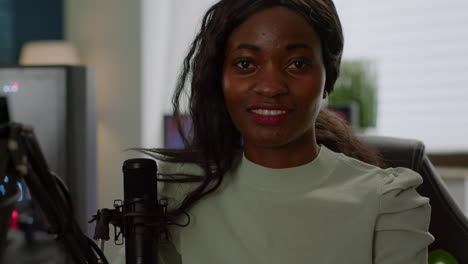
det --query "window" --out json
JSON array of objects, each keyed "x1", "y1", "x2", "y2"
[{"x1": 334, "y1": 0, "x2": 468, "y2": 152}]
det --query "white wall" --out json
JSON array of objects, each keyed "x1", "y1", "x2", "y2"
[{"x1": 65, "y1": 0, "x2": 142, "y2": 260}]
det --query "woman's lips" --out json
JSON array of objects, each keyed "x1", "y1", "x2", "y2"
[{"x1": 249, "y1": 108, "x2": 290, "y2": 125}]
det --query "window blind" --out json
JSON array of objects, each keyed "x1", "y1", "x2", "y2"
[{"x1": 334, "y1": 0, "x2": 468, "y2": 152}]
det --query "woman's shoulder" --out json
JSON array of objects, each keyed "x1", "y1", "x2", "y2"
[
  {"x1": 330, "y1": 150, "x2": 429, "y2": 218},
  {"x1": 376, "y1": 167, "x2": 429, "y2": 214},
  {"x1": 377, "y1": 167, "x2": 424, "y2": 194},
  {"x1": 331, "y1": 148, "x2": 425, "y2": 195}
]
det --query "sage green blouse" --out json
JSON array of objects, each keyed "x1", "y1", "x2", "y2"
[{"x1": 115, "y1": 145, "x2": 434, "y2": 264}]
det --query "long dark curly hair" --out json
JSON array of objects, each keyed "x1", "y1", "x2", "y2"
[{"x1": 147, "y1": 0, "x2": 384, "y2": 217}]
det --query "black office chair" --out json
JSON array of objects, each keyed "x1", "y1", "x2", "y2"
[{"x1": 362, "y1": 136, "x2": 468, "y2": 263}]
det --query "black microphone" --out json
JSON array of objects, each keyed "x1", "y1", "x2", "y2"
[{"x1": 123, "y1": 158, "x2": 162, "y2": 264}]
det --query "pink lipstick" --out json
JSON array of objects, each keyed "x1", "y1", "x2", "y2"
[{"x1": 248, "y1": 104, "x2": 291, "y2": 125}]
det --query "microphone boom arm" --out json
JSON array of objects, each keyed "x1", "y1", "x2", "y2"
[{"x1": 1, "y1": 122, "x2": 106, "y2": 264}]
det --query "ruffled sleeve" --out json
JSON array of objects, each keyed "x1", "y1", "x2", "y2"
[{"x1": 374, "y1": 167, "x2": 434, "y2": 264}]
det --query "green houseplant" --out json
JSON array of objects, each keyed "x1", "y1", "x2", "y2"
[{"x1": 328, "y1": 60, "x2": 378, "y2": 129}]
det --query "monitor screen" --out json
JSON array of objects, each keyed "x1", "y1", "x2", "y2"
[
  {"x1": 164, "y1": 115, "x2": 192, "y2": 149},
  {"x1": 327, "y1": 103, "x2": 360, "y2": 129},
  {"x1": 0, "y1": 67, "x2": 67, "y2": 176}
]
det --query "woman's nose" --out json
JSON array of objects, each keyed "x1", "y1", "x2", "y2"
[{"x1": 252, "y1": 68, "x2": 288, "y2": 97}]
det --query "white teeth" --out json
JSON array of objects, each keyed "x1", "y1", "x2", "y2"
[{"x1": 251, "y1": 109, "x2": 287, "y2": 115}]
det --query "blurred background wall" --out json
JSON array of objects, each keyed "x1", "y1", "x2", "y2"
[
  {"x1": 65, "y1": 0, "x2": 143, "y2": 260},
  {"x1": 65, "y1": 0, "x2": 142, "y2": 213}
]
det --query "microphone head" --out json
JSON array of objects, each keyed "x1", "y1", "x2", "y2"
[{"x1": 122, "y1": 158, "x2": 157, "y2": 201}]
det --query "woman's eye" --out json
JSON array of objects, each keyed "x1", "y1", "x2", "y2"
[
  {"x1": 235, "y1": 59, "x2": 255, "y2": 69},
  {"x1": 287, "y1": 59, "x2": 310, "y2": 70}
]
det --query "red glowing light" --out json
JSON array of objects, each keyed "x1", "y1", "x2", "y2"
[
  {"x1": 9, "y1": 210, "x2": 19, "y2": 230},
  {"x1": 12, "y1": 82, "x2": 19, "y2": 88}
]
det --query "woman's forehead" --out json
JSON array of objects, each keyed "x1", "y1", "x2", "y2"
[{"x1": 225, "y1": 6, "x2": 320, "y2": 52}]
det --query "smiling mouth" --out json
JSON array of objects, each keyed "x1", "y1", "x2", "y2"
[
  {"x1": 249, "y1": 108, "x2": 290, "y2": 125},
  {"x1": 250, "y1": 109, "x2": 287, "y2": 115}
]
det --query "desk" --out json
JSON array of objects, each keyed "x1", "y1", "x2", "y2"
[
  {"x1": 429, "y1": 153, "x2": 468, "y2": 169},
  {"x1": 0, "y1": 229, "x2": 67, "y2": 263}
]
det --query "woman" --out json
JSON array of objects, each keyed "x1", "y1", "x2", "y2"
[{"x1": 136, "y1": 0, "x2": 433, "y2": 263}]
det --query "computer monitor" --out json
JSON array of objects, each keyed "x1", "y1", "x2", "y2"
[
  {"x1": 164, "y1": 115, "x2": 192, "y2": 149},
  {"x1": 0, "y1": 66, "x2": 97, "y2": 236}
]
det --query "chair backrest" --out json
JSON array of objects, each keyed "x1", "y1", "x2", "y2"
[{"x1": 362, "y1": 135, "x2": 468, "y2": 262}]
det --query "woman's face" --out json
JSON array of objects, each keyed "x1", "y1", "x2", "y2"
[{"x1": 222, "y1": 6, "x2": 326, "y2": 159}]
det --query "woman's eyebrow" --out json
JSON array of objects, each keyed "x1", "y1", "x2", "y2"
[
  {"x1": 230, "y1": 43, "x2": 312, "y2": 53},
  {"x1": 232, "y1": 44, "x2": 261, "y2": 52},
  {"x1": 286, "y1": 43, "x2": 312, "y2": 50}
]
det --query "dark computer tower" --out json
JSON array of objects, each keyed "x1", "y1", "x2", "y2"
[{"x1": 0, "y1": 65, "x2": 97, "y2": 238}]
